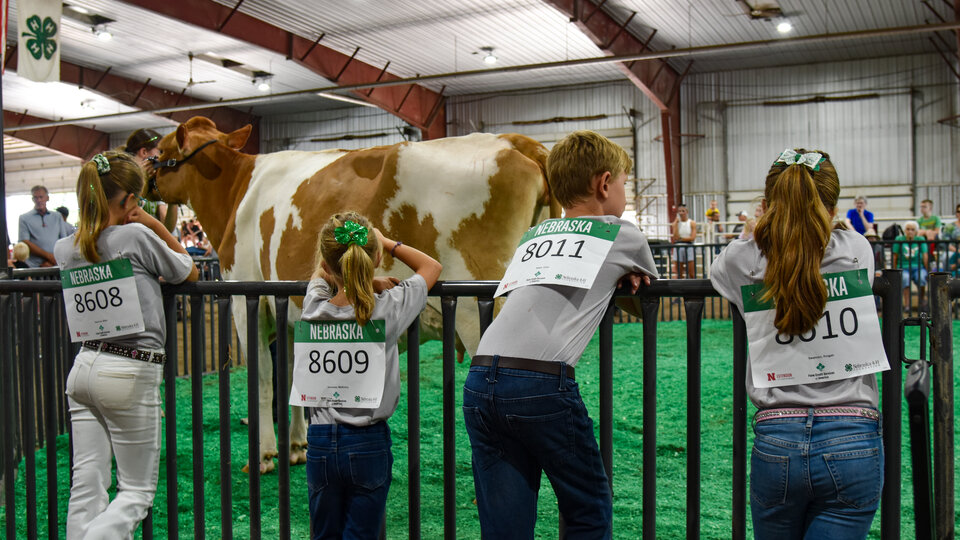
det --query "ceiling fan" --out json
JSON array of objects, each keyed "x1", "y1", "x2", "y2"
[{"x1": 175, "y1": 52, "x2": 216, "y2": 89}]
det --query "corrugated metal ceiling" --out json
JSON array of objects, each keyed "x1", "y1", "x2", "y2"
[{"x1": 1, "y1": 0, "x2": 955, "y2": 139}]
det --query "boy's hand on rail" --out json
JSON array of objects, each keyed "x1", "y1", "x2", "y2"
[{"x1": 617, "y1": 272, "x2": 651, "y2": 295}]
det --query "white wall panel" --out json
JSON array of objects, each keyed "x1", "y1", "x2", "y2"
[
  {"x1": 260, "y1": 106, "x2": 408, "y2": 152},
  {"x1": 682, "y1": 53, "x2": 958, "y2": 222}
]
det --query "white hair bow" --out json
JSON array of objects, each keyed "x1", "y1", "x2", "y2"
[{"x1": 774, "y1": 149, "x2": 824, "y2": 171}]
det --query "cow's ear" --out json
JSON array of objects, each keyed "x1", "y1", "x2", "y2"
[
  {"x1": 224, "y1": 125, "x2": 252, "y2": 150},
  {"x1": 176, "y1": 124, "x2": 188, "y2": 150}
]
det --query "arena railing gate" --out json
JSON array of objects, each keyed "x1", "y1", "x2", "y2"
[{"x1": 0, "y1": 271, "x2": 956, "y2": 539}]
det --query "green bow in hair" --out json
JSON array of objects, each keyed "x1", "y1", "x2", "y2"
[{"x1": 334, "y1": 220, "x2": 369, "y2": 247}]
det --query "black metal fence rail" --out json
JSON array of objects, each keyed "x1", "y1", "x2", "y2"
[{"x1": 0, "y1": 271, "x2": 940, "y2": 539}]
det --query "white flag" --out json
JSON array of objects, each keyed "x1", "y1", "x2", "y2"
[{"x1": 17, "y1": 0, "x2": 60, "y2": 82}]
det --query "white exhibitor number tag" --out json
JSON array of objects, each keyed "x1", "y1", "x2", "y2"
[
  {"x1": 495, "y1": 218, "x2": 620, "y2": 297},
  {"x1": 61, "y1": 259, "x2": 145, "y2": 343},
  {"x1": 741, "y1": 269, "x2": 889, "y2": 388},
  {"x1": 290, "y1": 320, "x2": 386, "y2": 409}
]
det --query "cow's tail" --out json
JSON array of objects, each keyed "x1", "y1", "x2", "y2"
[{"x1": 504, "y1": 134, "x2": 562, "y2": 225}]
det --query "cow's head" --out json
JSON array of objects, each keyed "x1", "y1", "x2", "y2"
[{"x1": 146, "y1": 116, "x2": 252, "y2": 205}]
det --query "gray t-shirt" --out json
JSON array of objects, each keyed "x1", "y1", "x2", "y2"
[
  {"x1": 54, "y1": 224, "x2": 194, "y2": 351},
  {"x1": 301, "y1": 274, "x2": 427, "y2": 426},
  {"x1": 19, "y1": 209, "x2": 69, "y2": 267},
  {"x1": 709, "y1": 228, "x2": 879, "y2": 409},
  {"x1": 476, "y1": 216, "x2": 659, "y2": 365}
]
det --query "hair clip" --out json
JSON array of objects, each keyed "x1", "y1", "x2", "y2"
[
  {"x1": 334, "y1": 220, "x2": 369, "y2": 247},
  {"x1": 774, "y1": 148, "x2": 825, "y2": 171},
  {"x1": 91, "y1": 154, "x2": 111, "y2": 175}
]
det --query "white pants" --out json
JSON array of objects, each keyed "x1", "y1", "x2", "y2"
[{"x1": 64, "y1": 348, "x2": 162, "y2": 540}]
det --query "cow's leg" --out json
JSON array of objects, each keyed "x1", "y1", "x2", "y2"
[
  {"x1": 256, "y1": 299, "x2": 279, "y2": 472},
  {"x1": 233, "y1": 297, "x2": 278, "y2": 474},
  {"x1": 286, "y1": 327, "x2": 308, "y2": 465}
]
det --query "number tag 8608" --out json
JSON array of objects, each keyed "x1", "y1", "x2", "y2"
[{"x1": 60, "y1": 258, "x2": 144, "y2": 342}]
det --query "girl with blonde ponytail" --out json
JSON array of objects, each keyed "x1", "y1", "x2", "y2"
[
  {"x1": 56, "y1": 151, "x2": 198, "y2": 539},
  {"x1": 711, "y1": 148, "x2": 887, "y2": 539},
  {"x1": 297, "y1": 211, "x2": 440, "y2": 539}
]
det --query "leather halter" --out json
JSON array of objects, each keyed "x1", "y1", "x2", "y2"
[{"x1": 146, "y1": 139, "x2": 218, "y2": 200}]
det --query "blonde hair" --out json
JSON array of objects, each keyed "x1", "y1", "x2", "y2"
[
  {"x1": 317, "y1": 212, "x2": 381, "y2": 326},
  {"x1": 546, "y1": 130, "x2": 632, "y2": 208},
  {"x1": 13, "y1": 242, "x2": 29, "y2": 262},
  {"x1": 75, "y1": 151, "x2": 145, "y2": 263},
  {"x1": 754, "y1": 149, "x2": 839, "y2": 336}
]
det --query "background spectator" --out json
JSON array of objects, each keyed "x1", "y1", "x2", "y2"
[
  {"x1": 844, "y1": 195, "x2": 874, "y2": 234},
  {"x1": 56, "y1": 206, "x2": 76, "y2": 235},
  {"x1": 124, "y1": 128, "x2": 178, "y2": 233},
  {"x1": 12, "y1": 242, "x2": 30, "y2": 268},
  {"x1": 892, "y1": 220, "x2": 928, "y2": 311},
  {"x1": 18, "y1": 185, "x2": 69, "y2": 267},
  {"x1": 671, "y1": 204, "x2": 697, "y2": 278},
  {"x1": 917, "y1": 199, "x2": 941, "y2": 241}
]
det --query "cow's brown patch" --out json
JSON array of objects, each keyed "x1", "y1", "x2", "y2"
[
  {"x1": 259, "y1": 207, "x2": 276, "y2": 281},
  {"x1": 386, "y1": 205, "x2": 441, "y2": 268},
  {"x1": 277, "y1": 144, "x2": 412, "y2": 279},
  {"x1": 449, "y1": 144, "x2": 548, "y2": 279}
]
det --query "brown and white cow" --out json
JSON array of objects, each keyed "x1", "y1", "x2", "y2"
[{"x1": 151, "y1": 116, "x2": 558, "y2": 471}]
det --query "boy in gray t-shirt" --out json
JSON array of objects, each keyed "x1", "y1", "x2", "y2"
[{"x1": 464, "y1": 131, "x2": 658, "y2": 539}]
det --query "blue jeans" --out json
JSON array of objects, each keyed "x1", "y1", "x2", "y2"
[
  {"x1": 751, "y1": 411, "x2": 883, "y2": 540},
  {"x1": 901, "y1": 267, "x2": 928, "y2": 288},
  {"x1": 306, "y1": 422, "x2": 392, "y2": 540},
  {"x1": 463, "y1": 362, "x2": 611, "y2": 540}
]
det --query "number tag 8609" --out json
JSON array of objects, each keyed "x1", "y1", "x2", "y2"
[{"x1": 290, "y1": 320, "x2": 387, "y2": 409}]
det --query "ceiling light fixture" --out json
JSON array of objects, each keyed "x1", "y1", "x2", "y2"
[
  {"x1": 254, "y1": 76, "x2": 272, "y2": 92},
  {"x1": 316, "y1": 92, "x2": 379, "y2": 108},
  {"x1": 92, "y1": 24, "x2": 112, "y2": 41},
  {"x1": 480, "y1": 46, "x2": 497, "y2": 65},
  {"x1": 776, "y1": 20, "x2": 792, "y2": 33}
]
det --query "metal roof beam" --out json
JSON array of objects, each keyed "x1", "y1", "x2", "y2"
[
  {"x1": 544, "y1": 0, "x2": 683, "y2": 216},
  {"x1": 117, "y1": 0, "x2": 447, "y2": 140},
  {"x1": 4, "y1": 110, "x2": 109, "y2": 160},
  {"x1": 6, "y1": 47, "x2": 260, "y2": 154}
]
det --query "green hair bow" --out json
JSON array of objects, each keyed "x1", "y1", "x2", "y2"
[{"x1": 334, "y1": 220, "x2": 369, "y2": 247}]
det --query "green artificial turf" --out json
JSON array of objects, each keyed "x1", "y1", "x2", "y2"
[{"x1": 3, "y1": 319, "x2": 959, "y2": 539}]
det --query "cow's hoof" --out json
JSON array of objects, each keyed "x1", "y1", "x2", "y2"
[
  {"x1": 241, "y1": 460, "x2": 276, "y2": 474},
  {"x1": 290, "y1": 446, "x2": 307, "y2": 465}
]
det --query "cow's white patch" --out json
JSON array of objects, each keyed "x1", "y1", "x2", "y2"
[
  {"x1": 387, "y1": 133, "x2": 510, "y2": 281},
  {"x1": 235, "y1": 150, "x2": 347, "y2": 283}
]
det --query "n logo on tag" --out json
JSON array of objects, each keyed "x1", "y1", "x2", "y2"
[{"x1": 767, "y1": 373, "x2": 776, "y2": 382}]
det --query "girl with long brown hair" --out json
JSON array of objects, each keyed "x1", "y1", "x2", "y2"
[
  {"x1": 711, "y1": 149, "x2": 888, "y2": 539},
  {"x1": 55, "y1": 150, "x2": 197, "y2": 539}
]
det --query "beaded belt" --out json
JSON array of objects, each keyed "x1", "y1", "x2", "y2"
[
  {"x1": 82, "y1": 340, "x2": 166, "y2": 365},
  {"x1": 755, "y1": 406, "x2": 879, "y2": 422},
  {"x1": 471, "y1": 355, "x2": 574, "y2": 380}
]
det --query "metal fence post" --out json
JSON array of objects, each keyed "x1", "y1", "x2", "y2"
[
  {"x1": 878, "y1": 268, "x2": 903, "y2": 540},
  {"x1": 928, "y1": 272, "x2": 954, "y2": 540}
]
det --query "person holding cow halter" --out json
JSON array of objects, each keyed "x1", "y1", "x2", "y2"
[
  {"x1": 710, "y1": 148, "x2": 888, "y2": 538},
  {"x1": 291, "y1": 211, "x2": 441, "y2": 539},
  {"x1": 123, "y1": 128, "x2": 179, "y2": 233},
  {"x1": 55, "y1": 150, "x2": 198, "y2": 539}
]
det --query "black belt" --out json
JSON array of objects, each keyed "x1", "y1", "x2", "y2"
[
  {"x1": 471, "y1": 355, "x2": 574, "y2": 380},
  {"x1": 82, "y1": 340, "x2": 166, "y2": 365}
]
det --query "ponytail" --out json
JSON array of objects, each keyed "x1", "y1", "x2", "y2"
[
  {"x1": 74, "y1": 151, "x2": 145, "y2": 263},
  {"x1": 754, "y1": 149, "x2": 839, "y2": 336},
  {"x1": 318, "y1": 212, "x2": 381, "y2": 327},
  {"x1": 339, "y1": 243, "x2": 376, "y2": 326}
]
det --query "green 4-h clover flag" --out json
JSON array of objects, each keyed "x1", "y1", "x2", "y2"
[{"x1": 17, "y1": 0, "x2": 60, "y2": 82}]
